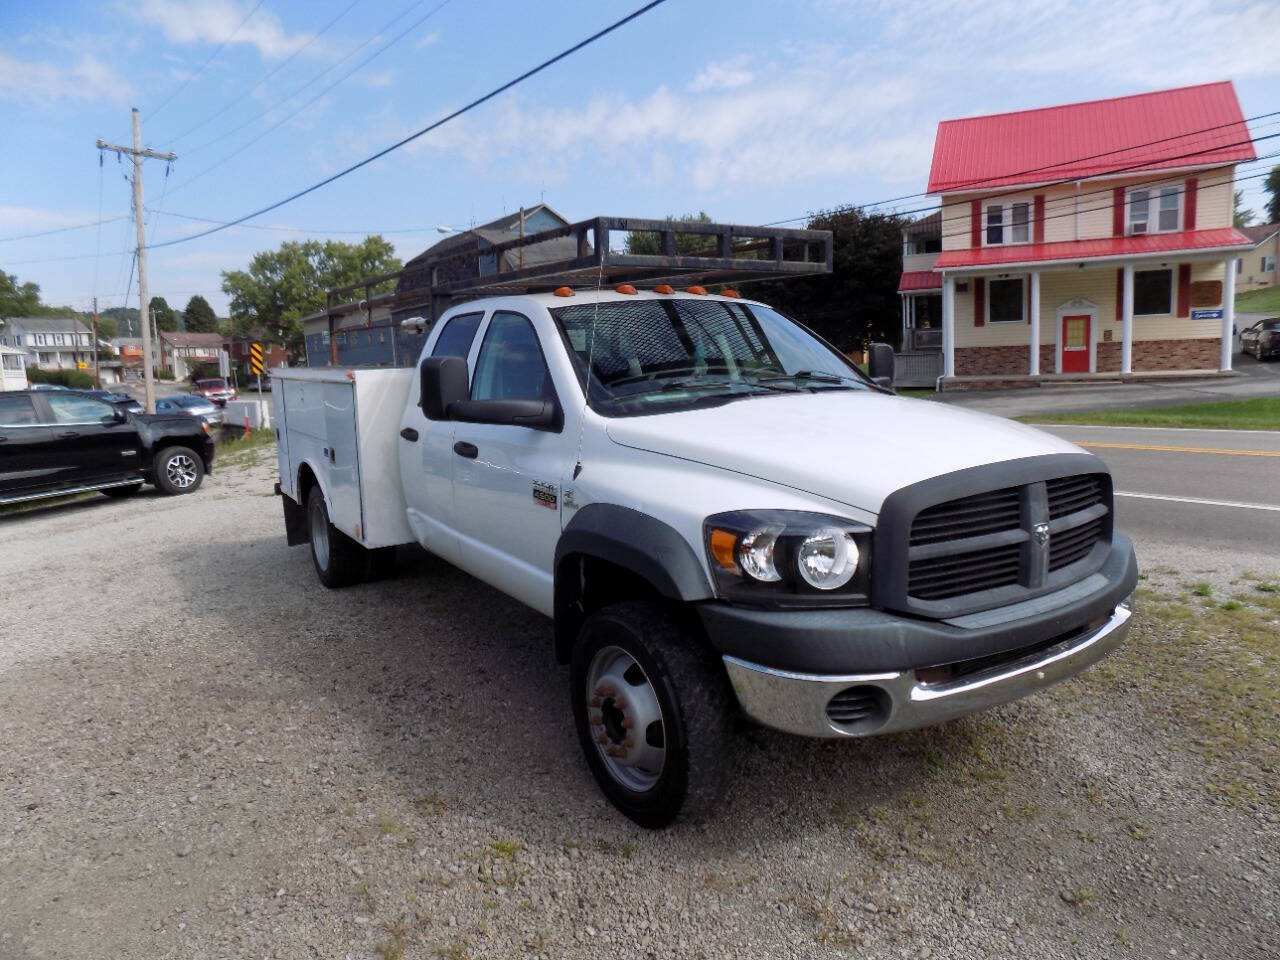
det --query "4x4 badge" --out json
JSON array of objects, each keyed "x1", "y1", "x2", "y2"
[{"x1": 1033, "y1": 522, "x2": 1051, "y2": 546}]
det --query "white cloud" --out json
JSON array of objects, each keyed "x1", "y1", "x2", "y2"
[
  {"x1": 0, "y1": 53, "x2": 134, "y2": 105},
  {"x1": 130, "y1": 0, "x2": 320, "y2": 60},
  {"x1": 689, "y1": 55, "x2": 753, "y2": 92},
  {"x1": 416, "y1": 30, "x2": 440, "y2": 50}
]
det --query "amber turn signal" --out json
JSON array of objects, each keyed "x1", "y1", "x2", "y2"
[{"x1": 709, "y1": 528, "x2": 738, "y2": 571}]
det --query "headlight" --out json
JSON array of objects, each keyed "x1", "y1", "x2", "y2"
[{"x1": 704, "y1": 510, "x2": 871, "y2": 607}]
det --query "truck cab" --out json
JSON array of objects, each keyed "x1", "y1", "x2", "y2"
[{"x1": 272, "y1": 219, "x2": 1136, "y2": 827}]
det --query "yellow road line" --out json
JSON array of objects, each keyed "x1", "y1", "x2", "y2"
[{"x1": 1080, "y1": 441, "x2": 1280, "y2": 458}]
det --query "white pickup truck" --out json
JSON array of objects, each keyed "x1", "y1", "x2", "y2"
[{"x1": 273, "y1": 286, "x2": 1137, "y2": 827}]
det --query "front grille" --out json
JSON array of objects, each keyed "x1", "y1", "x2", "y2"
[
  {"x1": 908, "y1": 542, "x2": 1021, "y2": 600},
  {"x1": 910, "y1": 487, "x2": 1021, "y2": 545},
  {"x1": 902, "y1": 471, "x2": 1111, "y2": 613}
]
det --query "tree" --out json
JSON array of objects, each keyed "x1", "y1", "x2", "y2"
[
  {"x1": 149, "y1": 296, "x2": 177, "y2": 332},
  {"x1": 1233, "y1": 190, "x2": 1256, "y2": 228},
  {"x1": 94, "y1": 313, "x2": 119, "y2": 340},
  {"x1": 101, "y1": 306, "x2": 140, "y2": 338},
  {"x1": 1265, "y1": 165, "x2": 1280, "y2": 225},
  {"x1": 182, "y1": 294, "x2": 218, "y2": 333},
  {"x1": 623, "y1": 211, "x2": 715, "y2": 255},
  {"x1": 747, "y1": 207, "x2": 909, "y2": 352},
  {"x1": 221, "y1": 236, "x2": 401, "y2": 352}
]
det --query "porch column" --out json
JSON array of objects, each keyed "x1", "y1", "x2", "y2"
[
  {"x1": 1029, "y1": 271, "x2": 1041, "y2": 375},
  {"x1": 901, "y1": 296, "x2": 908, "y2": 347},
  {"x1": 1121, "y1": 263, "x2": 1134, "y2": 375},
  {"x1": 1221, "y1": 257, "x2": 1236, "y2": 371},
  {"x1": 942, "y1": 274, "x2": 955, "y2": 378}
]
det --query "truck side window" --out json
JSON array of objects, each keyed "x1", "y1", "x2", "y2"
[
  {"x1": 47, "y1": 394, "x2": 115, "y2": 424},
  {"x1": 470, "y1": 312, "x2": 553, "y2": 403},
  {"x1": 431, "y1": 311, "x2": 483, "y2": 359},
  {"x1": 0, "y1": 394, "x2": 38, "y2": 426}
]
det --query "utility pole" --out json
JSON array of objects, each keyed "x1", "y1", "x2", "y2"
[
  {"x1": 91, "y1": 296, "x2": 100, "y2": 386},
  {"x1": 97, "y1": 109, "x2": 175, "y2": 413}
]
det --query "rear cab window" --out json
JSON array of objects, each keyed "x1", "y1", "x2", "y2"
[{"x1": 431, "y1": 311, "x2": 484, "y2": 359}]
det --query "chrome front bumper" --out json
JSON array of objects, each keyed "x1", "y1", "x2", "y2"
[{"x1": 723, "y1": 603, "x2": 1131, "y2": 738}]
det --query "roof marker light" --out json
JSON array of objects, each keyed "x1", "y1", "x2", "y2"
[
  {"x1": 654, "y1": 284, "x2": 675, "y2": 294},
  {"x1": 685, "y1": 285, "x2": 708, "y2": 296},
  {"x1": 721, "y1": 289, "x2": 741, "y2": 298},
  {"x1": 553, "y1": 286, "x2": 574, "y2": 297},
  {"x1": 615, "y1": 283, "x2": 638, "y2": 295}
]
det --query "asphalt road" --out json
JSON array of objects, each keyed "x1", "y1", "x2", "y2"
[{"x1": 1035, "y1": 423, "x2": 1280, "y2": 558}]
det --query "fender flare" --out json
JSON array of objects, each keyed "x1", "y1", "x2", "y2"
[{"x1": 552, "y1": 503, "x2": 713, "y2": 661}]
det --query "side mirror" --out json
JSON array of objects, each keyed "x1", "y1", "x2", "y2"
[
  {"x1": 448, "y1": 399, "x2": 562, "y2": 432},
  {"x1": 868, "y1": 342, "x2": 895, "y2": 389},
  {"x1": 113, "y1": 407, "x2": 128, "y2": 422},
  {"x1": 419, "y1": 356, "x2": 468, "y2": 420}
]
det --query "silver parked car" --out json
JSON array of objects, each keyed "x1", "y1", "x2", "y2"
[{"x1": 155, "y1": 394, "x2": 224, "y2": 425}]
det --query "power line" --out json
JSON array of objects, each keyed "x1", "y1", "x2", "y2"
[
  {"x1": 154, "y1": 209, "x2": 464, "y2": 234},
  {"x1": 161, "y1": 0, "x2": 366, "y2": 147},
  {"x1": 177, "y1": 0, "x2": 437, "y2": 161},
  {"x1": 0, "y1": 214, "x2": 130, "y2": 244},
  {"x1": 150, "y1": 0, "x2": 671, "y2": 249},
  {"x1": 145, "y1": 0, "x2": 268, "y2": 124},
  {"x1": 169, "y1": 0, "x2": 452, "y2": 195}
]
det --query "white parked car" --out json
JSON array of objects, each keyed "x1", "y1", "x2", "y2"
[{"x1": 272, "y1": 286, "x2": 1137, "y2": 828}]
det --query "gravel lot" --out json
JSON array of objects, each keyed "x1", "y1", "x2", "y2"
[{"x1": 2, "y1": 450, "x2": 1277, "y2": 960}]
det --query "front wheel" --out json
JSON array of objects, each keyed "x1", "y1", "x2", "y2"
[
  {"x1": 153, "y1": 447, "x2": 204, "y2": 495},
  {"x1": 570, "y1": 601, "x2": 735, "y2": 829}
]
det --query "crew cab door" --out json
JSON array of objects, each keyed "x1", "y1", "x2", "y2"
[
  {"x1": 0, "y1": 393, "x2": 55, "y2": 499},
  {"x1": 450, "y1": 310, "x2": 569, "y2": 615},
  {"x1": 41, "y1": 392, "x2": 142, "y2": 487}
]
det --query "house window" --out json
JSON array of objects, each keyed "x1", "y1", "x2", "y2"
[
  {"x1": 1133, "y1": 268, "x2": 1173, "y2": 315},
  {"x1": 1127, "y1": 186, "x2": 1180, "y2": 235},
  {"x1": 988, "y1": 278, "x2": 1025, "y2": 323},
  {"x1": 1264, "y1": 255, "x2": 1278, "y2": 273},
  {"x1": 983, "y1": 202, "x2": 1031, "y2": 245}
]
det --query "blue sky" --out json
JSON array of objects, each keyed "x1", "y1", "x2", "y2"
[{"x1": 3, "y1": 0, "x2": 1279, "y2": 315}]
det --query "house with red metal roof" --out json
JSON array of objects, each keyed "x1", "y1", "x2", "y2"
[{"x1": 900, "y1": 81, "x2": 1256, "y2": 387}]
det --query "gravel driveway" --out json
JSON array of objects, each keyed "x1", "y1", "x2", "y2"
[{"x1": 2, "y1": 452, "x2": 1277, "y2": 959}]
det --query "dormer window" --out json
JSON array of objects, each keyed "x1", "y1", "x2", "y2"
[
  {"x1": 983, "y1": 202, "x2": 1031, "y2": 245},
  {"x1": 1127, "y1": 186, "x2": 1181, "y2": 235}
]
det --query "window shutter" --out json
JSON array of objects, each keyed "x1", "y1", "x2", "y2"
[
  {"x1": 1112, "y1": 187, "x2": 1125, "y2": 237},
  {"x1": 1033, "y1": 195, "x2": 1045, "y2": 243},
  {"x1": 1177, "y1": 264, "x2": 1192, "y2": 317},
  {"x1": 970, "y1": 200, "x2": 982, "y2": 247},
  {"x1": 1184, "y1": 178, "x2": 1197, "y2": 230},
  {"x1": 974, "y1": 277, "x2": 985, "y2": 327},
  {"x1": 1115, "y1": 269, "x2": 1124, "y2": 322}
]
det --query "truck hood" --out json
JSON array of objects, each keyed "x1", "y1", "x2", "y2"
[{"x1": 604, "y1": 392, "x2": 1083, "y2": 515}]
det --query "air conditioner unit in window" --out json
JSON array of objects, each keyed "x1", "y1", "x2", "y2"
[{"x1": 1130, "y1": 221, "x2": 1148, "y2": 235}]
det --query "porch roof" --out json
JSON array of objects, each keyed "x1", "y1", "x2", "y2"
[
  {"x1": 934, "y1": 227, "x2": 1253, "y2": 272},
  {"x1": 898, "y1": 270, "x2": 942, "y2": 293}
]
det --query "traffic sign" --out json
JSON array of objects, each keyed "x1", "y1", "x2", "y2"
[{"x1": 248, "y1": 341, "x2": 265, "y2": 375}]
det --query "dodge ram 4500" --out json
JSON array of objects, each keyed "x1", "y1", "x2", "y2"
[{"x1": 273, "y1": 287, "x2": 1137, "y2": 827}]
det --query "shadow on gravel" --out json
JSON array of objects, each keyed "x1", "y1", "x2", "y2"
[
  {"x1": 0, "y1": 486, "x2": 166, "y2": 524},
  {"x1": 167, "y1": 533, "x2": 1003, "y2": 852}
]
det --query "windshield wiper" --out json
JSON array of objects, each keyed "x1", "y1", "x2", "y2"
[{"x1": 755, "y1": 369, "x2": 860, "y2": 386}]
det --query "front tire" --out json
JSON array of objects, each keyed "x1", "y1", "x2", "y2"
[
  {"x1": 570, "y1": 601, "x2": 735, "y2": 829},
  {"x1": 153, "y1": 447, "x2": 204, "y2": 495},
  {"x1": 307, "y1": 486, "x2": 365, "y2": 588}
]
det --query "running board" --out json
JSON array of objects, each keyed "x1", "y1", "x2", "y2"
[{"x1": 0, "y1": 478, "x2": 143, "y2": 506}]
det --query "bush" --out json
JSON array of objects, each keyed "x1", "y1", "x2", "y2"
[
  {"x1": 153, "y1": 368, "x2": 175, "y2": 381},
  {"x1": 25, "y1": 367, "x2": 96, "y2": 389}
]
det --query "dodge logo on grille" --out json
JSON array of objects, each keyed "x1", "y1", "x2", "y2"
[{"x1": 1033, "y1": 522, "x2": 1051, "y2": 546}]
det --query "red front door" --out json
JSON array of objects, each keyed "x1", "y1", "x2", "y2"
[{"x1": 1061, "y1": 314, "x2": 1091, "y2": 373}]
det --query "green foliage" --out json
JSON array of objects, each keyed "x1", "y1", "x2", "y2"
[
  {"x1": 182, "y1": 294, "x2": 219, "y2": 333},
  {"x1": 748, "y1": 207, "x2": 910, "y2": 352},
  {"x1": 153, "y1": 367, "x2": 175, "y2": 381},
  {"x1": 0, "y1": 270, "x2": 80, "y2": 318},
  {"x1": 25, "y1": 367, "x2": 95, "y2": 389},
  {"x1": 149, "y1": 296, "x2": 177, "y2": 332},
  {"x1": 221, "y1": 236, "x2": 401, "y2": 352},
  {"x1": 94, "y1": 313, "x2": 119, "y2": 340},
  {"x1": 623, "y1": 211, "x2": 715, "y2": 255},
  {"x1": 101, "y1": 306, "x2": 140, "y2": 338},
  {"x1": 1232, "y1": 190, "x2": 1255, "y2": 228},
  {"x1": 1265, "y1": 165, "x2": 1280, "y2": 225}
]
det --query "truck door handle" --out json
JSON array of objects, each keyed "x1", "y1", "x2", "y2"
[
  {"x1": 399, "y1": 427, "x2": 419, "y2": 442},
  {"x1": 57, "y1": 431, "x2": 81, "y2": 439},
  {"x1": 453, "y1": 441, "x2": 478, "y2": 459}
]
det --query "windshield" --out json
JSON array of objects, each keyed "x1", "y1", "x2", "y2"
[
  {"x1": 175, "y1": 396, "x2": 212, "y2": 408},
  {"x1": 197, "y1": 379, "x2": 227, "y2": 388},
  {"x1": 551, "y1": 298, "x2": 870, "y2": 416}
]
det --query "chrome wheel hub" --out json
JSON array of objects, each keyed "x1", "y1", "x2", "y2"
[
  {"x1": 585, "y1": 646, "x2": 665, "y2": 792},
  {"x1": 310, "y1": 500, "x2": 330, "y2": 572},
  {"x1": 166, "y1": 454, "x2": 197, "y2": 489}
]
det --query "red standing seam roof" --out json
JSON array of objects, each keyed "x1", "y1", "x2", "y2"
[
  {"x1": 933, "y1": 227, "x2": 1254, "y2": 270},
  {"x1": 927, "y1": 81, "x2": 1256, "y2": 194},
  {"x1": 898, "y1": 271, "x2": 942, "y2": 292}
]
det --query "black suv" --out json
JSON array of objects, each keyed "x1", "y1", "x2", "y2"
[{"x1": 0, "y1": 389, "x2": 216, "y2": 507}]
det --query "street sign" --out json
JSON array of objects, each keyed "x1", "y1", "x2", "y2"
[
  {"x1": 1191, "y1": 309, "x2": 1224, "y2": 320},
  {"x1": 76, "y1": 361, "x2": 88, "y2": 369},
  {"x1": 248, "y1": 341, "x2": 265, "y2": 375}
]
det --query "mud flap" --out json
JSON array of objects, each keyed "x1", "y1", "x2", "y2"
[{"x1": 281, "y1": 491, "x2": 308, "y2": 547}]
